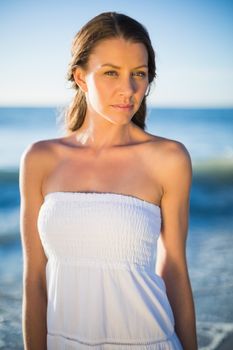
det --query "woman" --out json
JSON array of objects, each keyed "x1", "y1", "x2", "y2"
[{"x1": 20, "y1": 12, "x2": 197, "y2": 350}]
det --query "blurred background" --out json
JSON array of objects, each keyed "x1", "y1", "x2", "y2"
[{"x1": 0, "y1": 0, "x2": 233, "y2": 349}]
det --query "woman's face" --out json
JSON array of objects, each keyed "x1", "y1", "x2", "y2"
[{"x1": 74, "y1": 37, "x2": 149, "y2": 126}]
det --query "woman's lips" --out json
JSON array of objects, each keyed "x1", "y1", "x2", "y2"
[{"x1": 111, "y1": 104, "x2": 134, "y2": 110}]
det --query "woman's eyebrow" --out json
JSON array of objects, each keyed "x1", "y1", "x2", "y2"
[{"x1": 100, "y1": 63, "x2": 148, "y2": 69}]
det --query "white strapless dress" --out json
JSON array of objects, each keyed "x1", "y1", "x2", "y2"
[{"x1": 37, "y1": 192, "x2": 183, "y2": 350}]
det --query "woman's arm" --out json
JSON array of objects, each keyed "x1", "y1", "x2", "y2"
[
  {"x1": 156, "y1": 141, "x2": 198, "y2": 350},
  {"x1": 19, "y1": 142, "x2": 48, "y2": 350}
]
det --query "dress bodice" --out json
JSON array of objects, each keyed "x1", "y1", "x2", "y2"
[{"x1": 38, "y1": 191, "x2": 161, "y2": 270}]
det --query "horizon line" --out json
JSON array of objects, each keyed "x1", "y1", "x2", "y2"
[{"x1": 0, "y1": 104, "x2": 233, "y2": 110}]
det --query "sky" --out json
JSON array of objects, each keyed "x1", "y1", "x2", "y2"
[{"x1": 0, "y1": 0, "x2": 233, "y2": 107}]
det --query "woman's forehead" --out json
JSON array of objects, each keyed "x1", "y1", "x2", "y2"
[{"x1": 88, "y1": 38, "x2": 148, "y2": 67}]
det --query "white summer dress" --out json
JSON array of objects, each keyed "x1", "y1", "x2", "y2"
[{"x1": 37, "y1": 191, "x2": 183, "y2": 350}]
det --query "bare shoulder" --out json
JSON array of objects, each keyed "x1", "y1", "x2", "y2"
[
  {"x1": 20, "y1": 138, "x2": 58, "y2": 164},
  {"x1": 145, "y1": 133, "x2": 192, "y2": 172},
  {"x1": 163, "y1": 138, "x2": 192, "y2": 179},
  {"x1": 20, "y1": 137, "x2": 66, "y2": 175},
  {"x1": 159, "y1": 137, "x2": 191, "y2": 169},
  {"x1": 19, "y1": 138, "x2": 62, "y2": 197},
  {"x1": 140, "y1": 132, "x2": 193, "y2": 198}
]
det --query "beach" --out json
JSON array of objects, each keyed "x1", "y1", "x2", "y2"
[{"x1": 0, "y1": 107, "x2": 233, "y2": 349}]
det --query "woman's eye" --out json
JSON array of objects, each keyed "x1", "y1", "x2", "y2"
[
  {"x1": 104, "y1": 71, "x2": 118, "y2": 76},
  {"x1": 104, "y1": 70, "x2": 147, "y2": 78},
  {"x1": 133, "y1": 71, "x2": 146, "y2": 78}
]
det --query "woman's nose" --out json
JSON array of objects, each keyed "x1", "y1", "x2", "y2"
[{"x1": 119, "y1": 76, "x2": 136, "y2": 96}]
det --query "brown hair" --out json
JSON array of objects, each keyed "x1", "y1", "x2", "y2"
[{"x1": 66, "y1": 12, "x2": 156, "y2": 132}]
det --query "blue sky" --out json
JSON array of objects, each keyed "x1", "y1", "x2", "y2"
[{"x1": 1, "y1": 0, "x2": 233, "y2": 107}]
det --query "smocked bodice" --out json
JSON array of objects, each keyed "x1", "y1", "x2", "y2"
[{"x1": 38, "y1": 191, "x2": 161, "y2": 270}]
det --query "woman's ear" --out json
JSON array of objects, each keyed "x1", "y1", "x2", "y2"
[{"x1": 73, "y1": 67, "x2": 88, "y2": 92}]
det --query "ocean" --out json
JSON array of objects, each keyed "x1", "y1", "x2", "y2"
[{"x1": 0, "y1": 107, "x2": 232, "y2": 349}]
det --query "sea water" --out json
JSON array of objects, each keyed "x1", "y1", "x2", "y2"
[{"x1": 0, "y1": 107, "x2": 232, "y2": 349}]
